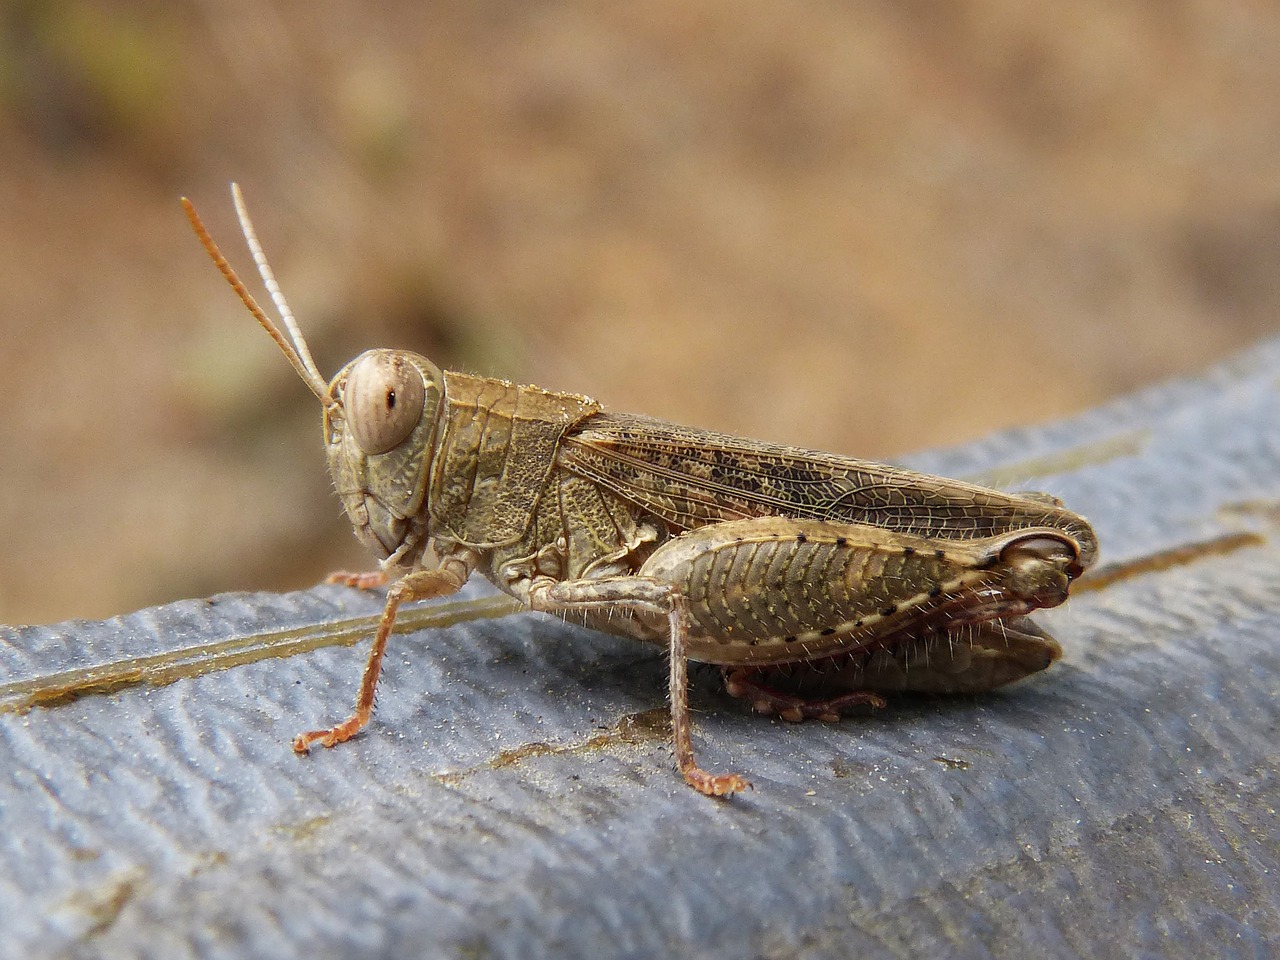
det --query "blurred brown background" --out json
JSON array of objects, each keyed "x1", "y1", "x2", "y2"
[{"x1": 2, "y1": 1, "x2": 1278, "y2": 626}]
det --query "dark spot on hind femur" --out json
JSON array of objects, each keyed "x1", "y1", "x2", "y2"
[
  {"x1": 902, "y1": 545, "x2": 915, "y2": 555},
  {"x1": 880, "y1": 604, "x2": 898, "y2": 616},
  {"x1": 820, "y1": 627, "x2": 836, "y2": 636},
  {"x1": 928, "y1": 584, "x2": 944, "y2": 598},
  {"x1": 796, "y1": 532, "x2": 808, "y2": 543},
  {"x1": 835, "y1": 536, "x2": 848, "y2": 548}
]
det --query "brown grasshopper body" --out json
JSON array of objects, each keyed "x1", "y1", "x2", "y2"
[{"x1": 184, "y1": 187, "x2": 1097, "y2": 797}]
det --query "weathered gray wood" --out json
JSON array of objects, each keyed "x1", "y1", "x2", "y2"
[{"x1": 2, "y1": 339, "x2": 1278, "y2": 959}]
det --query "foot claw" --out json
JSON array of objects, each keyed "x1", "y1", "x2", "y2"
[
  {"x1": 292, "y1": 730, "x2": 332, "y2": 754},
  {"x1": 683, "y1": 768, "x2": 752, "y2": 798},
  {"x1": 293, "y1": 719, "x2": 361, "y2": 754}
]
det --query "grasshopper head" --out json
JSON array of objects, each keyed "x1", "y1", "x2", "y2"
[
  {"x1": 183, "y1": 186, "x2": 445, "y2": 570},
  {"x1": 325, "y1": 350, "x2": 443, "y2": 566}
]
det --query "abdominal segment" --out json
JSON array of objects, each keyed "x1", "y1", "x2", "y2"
[{"x1": 726, "y1": 616, "x2": 1062, "y2": 701}]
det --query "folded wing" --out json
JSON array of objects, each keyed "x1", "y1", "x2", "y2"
[{"x1": 559, "y1": 412, "x2": 1097, "y2": 566}]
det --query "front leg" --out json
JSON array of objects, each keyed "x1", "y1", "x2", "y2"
[
  {"x1": 294, "y1": 551, "x2": 476, "y2": 753},
  {"x1": 529, "y1": 576, "x2": 750, "y2": 798},
  {"x1": 326, "y1": 569, "x2": 389, "y2": 590}
]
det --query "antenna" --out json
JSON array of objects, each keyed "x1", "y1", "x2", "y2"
[{"x1": 182, "y1": 186, "x2": 333, "y2": 407}]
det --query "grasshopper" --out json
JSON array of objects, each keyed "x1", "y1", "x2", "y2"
[{"x1": 183, "y1": 186, "x2": 1097, "y2": 797}]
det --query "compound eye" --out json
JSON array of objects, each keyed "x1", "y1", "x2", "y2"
[{"x1": 345, "y1": 353, "x2": 425, "y2": 455}]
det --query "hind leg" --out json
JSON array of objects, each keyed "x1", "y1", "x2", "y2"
[{"x1": 723, "y1": 667, "x2": 886, "y2": 724}]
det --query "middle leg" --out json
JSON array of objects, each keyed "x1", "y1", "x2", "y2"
[{"x1": 530, "y1": 575, "x2": 750, "y2": 797}]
